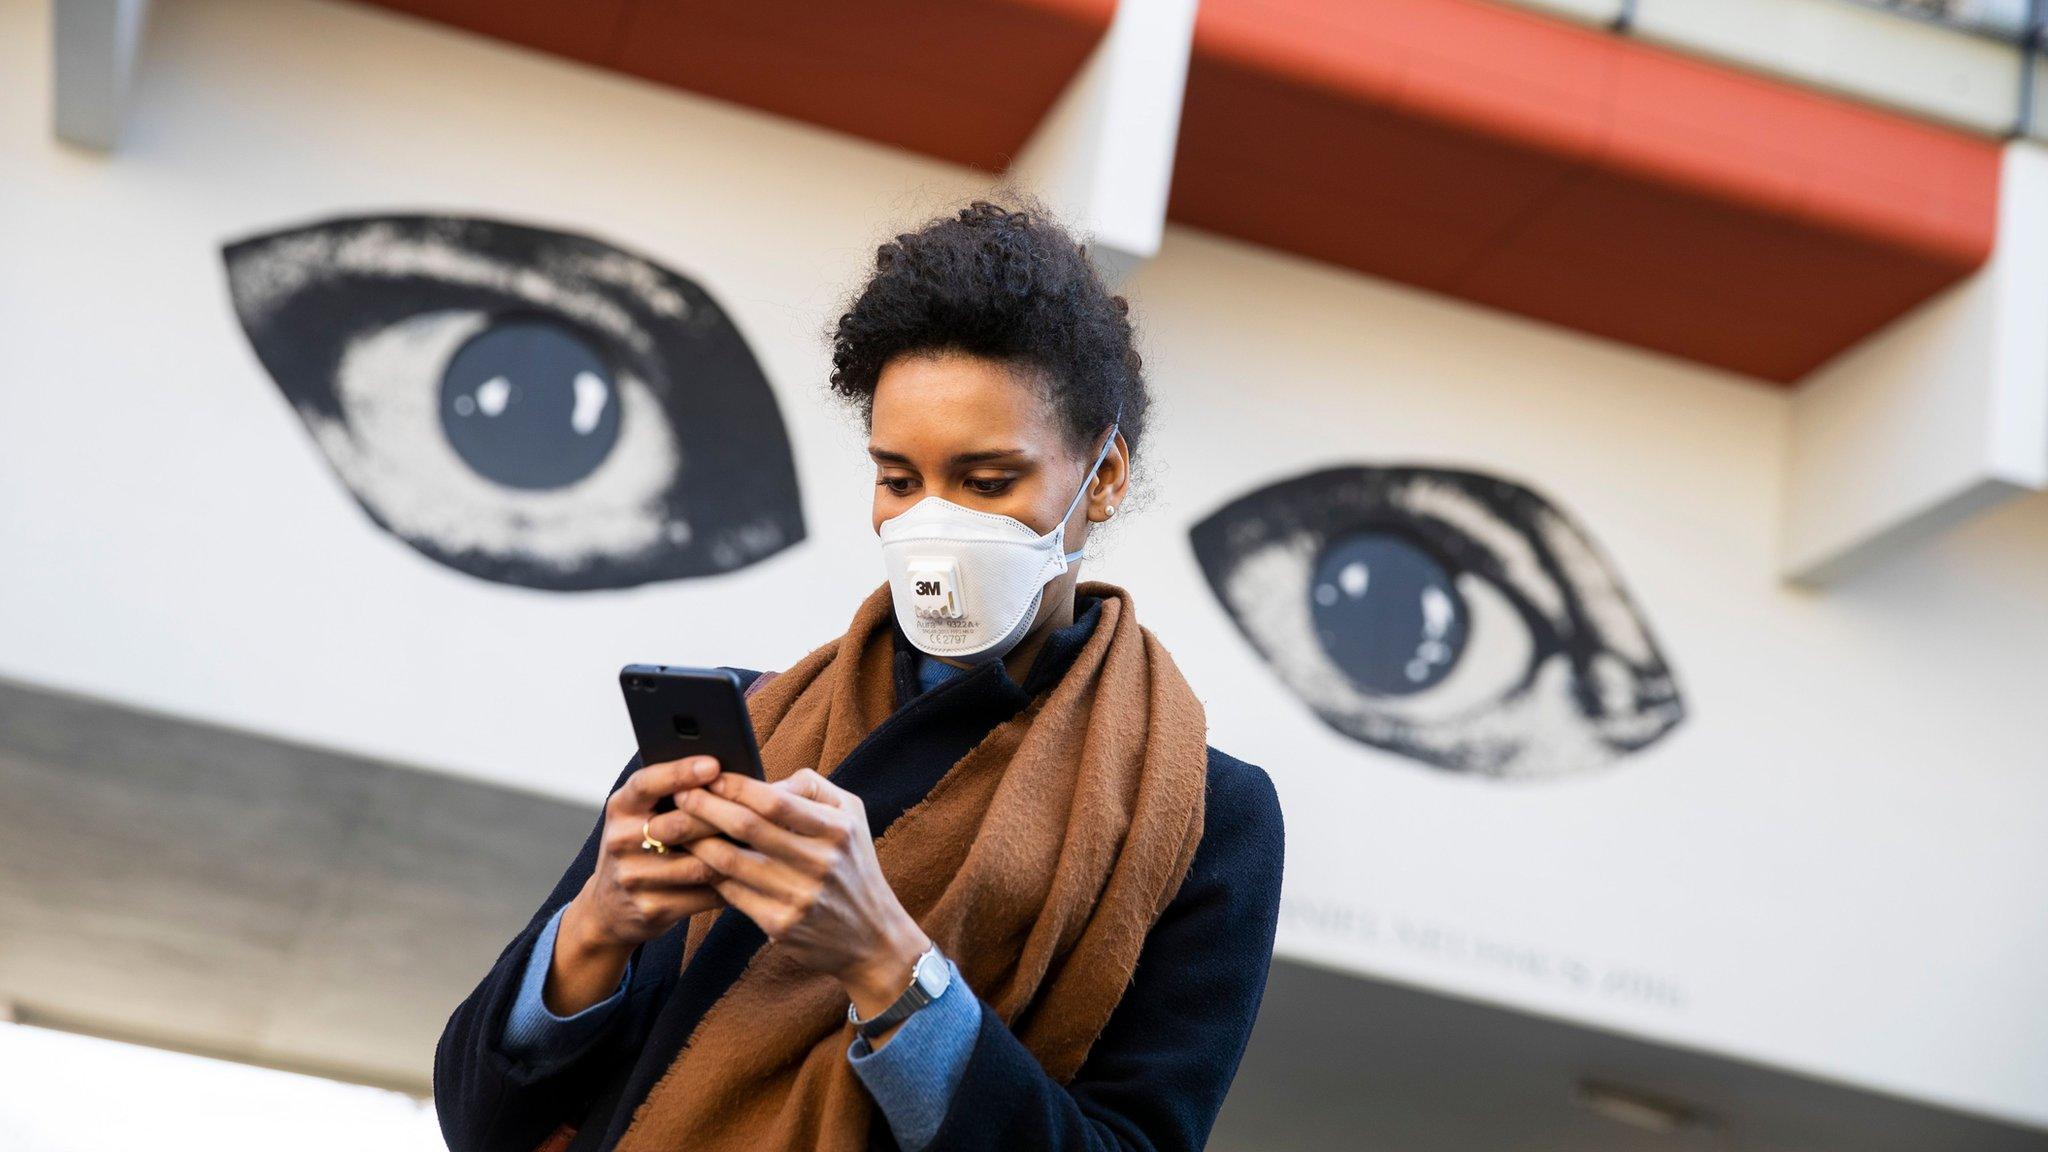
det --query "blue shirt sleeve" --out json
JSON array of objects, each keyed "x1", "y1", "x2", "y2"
[
  {"x1": 499, "y1": 902, "x2": 635, "y2": 1069},
  {"x1": 846, "y1": 957, "x2": 981, "y2": 1152}
]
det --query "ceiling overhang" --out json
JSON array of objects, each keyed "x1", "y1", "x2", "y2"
[
  {"x1": 1168, "y1": 0, "x2": 2004, "y2": 383},
  {"x1": 347, "y1": 0, "x2": 1117, "y2": 171}
]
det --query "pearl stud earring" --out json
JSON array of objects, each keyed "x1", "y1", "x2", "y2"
[{"x1": 1103, "y1": 504, "x2": 1117, "y2": 520}]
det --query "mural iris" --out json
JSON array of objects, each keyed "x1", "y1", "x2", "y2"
[
  {"x1": 222, "y1": 214, "x2": 804, "y2": 590},
  {"x1": 1191, "y1": 467, "x2": 1685, "y2": 779}
]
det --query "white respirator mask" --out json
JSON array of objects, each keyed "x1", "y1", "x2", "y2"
[{"x1": 878, "y1": 414, "x2": 1120, "y2": 665}]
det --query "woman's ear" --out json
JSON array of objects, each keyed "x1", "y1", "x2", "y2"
[{"x1": 1090, "y1": 431, "x2": 1131, "y2": 522}]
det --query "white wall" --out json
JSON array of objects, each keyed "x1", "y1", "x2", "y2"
[{"x1": 2, "y1": 0, "x2": 2045, "y2": 1129}]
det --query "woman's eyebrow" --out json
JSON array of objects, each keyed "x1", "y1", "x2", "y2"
[{"x1": 868, "y1": 446, "x2": 1030, "y2": 467}]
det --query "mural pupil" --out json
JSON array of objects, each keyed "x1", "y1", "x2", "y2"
[
  {"x1": 1309, "y1": 533, "x2": 1468, "y2": 695},
  {"x1": 438, "y1": 319, "x2": 623, "y2": 490}
]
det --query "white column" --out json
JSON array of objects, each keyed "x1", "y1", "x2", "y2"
[
  {"x1": 1003, "y1": 0, "x2": 1199, "y2": 287},
  {"x1": 52, "y1": 0, "x2": 152, "y2": 150},
  {"x1": 1781, "y1": 142, "x2": 2048, "y2": 586}
]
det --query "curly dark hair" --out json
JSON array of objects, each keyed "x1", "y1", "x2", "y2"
[{"x1": 828, "y1": 197, "x2": 1150, "y2": 465}]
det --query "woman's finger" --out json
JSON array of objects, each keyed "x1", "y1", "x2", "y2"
[
  {"x1": 776, "y1": 769, "x2": 865, "y2": 848},
  {"x1": 681, "y1": 786, "x2": 823, "y2": 868},
  {"x1": 617, "y1": 851, "x2": 724, "y2": 889},
  {"x1": 643, "y1": 807, "x2": 722, "y2": 847},
  {"x1": 686, "y1": 832, "x2": 811, "y2": 901},
  {"x1": 608, "y1": 756, "x2": 719, "y2": 816},
  {"x1": 781, "y1": 767, "x2": 863, "y2": 820},
  {"x1": 711, "y1": 876, "x2": 795, "y2": 940},
  {"x1": 708, "y1": 772, "x2": 845, "y2": 838},
  {"x1": 676, "y1": 887, "x2": 729, "y2": 916},
  {"x1": 638, "y1": 884, "x2": 727, "y2": 920}
]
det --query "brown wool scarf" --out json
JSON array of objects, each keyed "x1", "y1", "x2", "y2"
[{"x1": 605, "y1": 579, "x2": 1209, "y2": 1152}]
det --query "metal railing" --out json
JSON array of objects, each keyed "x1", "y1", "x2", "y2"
[
  {"x1": 1847, "y1": 0, "x2": 2036, "y2": 41},
  {"x1": 1583, "y1": 0, "x2": 2048, "y2": 139}
]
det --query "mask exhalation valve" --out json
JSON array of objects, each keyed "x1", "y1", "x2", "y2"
[{"x1": 906, "y1": 556, "x2": 965, "y2": 619}]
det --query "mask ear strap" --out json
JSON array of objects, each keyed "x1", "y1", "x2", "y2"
[{"x1": 1058, "y1": 403, "x2": 1122, "y2": 564}]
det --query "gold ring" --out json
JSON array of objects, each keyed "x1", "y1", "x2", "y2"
[{"x1": 640, "y1": 817, "x2": 669, "y2": 854}]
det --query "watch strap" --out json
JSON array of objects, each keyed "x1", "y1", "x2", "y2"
[{"x1": 848, "y1": 943, "x2": 949, "y2": 1039}]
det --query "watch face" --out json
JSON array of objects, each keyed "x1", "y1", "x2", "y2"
[{"x1": 914, "y1": 948, "x2": 949, "y2": 995}]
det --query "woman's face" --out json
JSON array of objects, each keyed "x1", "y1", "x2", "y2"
[{"x1": 868, "y1": 349, "x2": 1127, "y2": 620}]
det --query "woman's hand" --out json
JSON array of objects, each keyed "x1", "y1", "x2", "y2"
[
  {"x1": 680, "y1": 769, "x2": 932, "y2": 1033},
  {"x1": 548, "y1": 756, "x2": 730, "y2": 1015}
]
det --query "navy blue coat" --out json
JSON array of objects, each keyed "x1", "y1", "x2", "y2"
[{"x1": 433, "y1": 595, "x2": 1286, "y2": 1151}]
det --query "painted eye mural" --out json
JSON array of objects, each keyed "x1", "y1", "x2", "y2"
[
  {"x1": 1189, "y1": 467, "x2": 1684, "y2": 780},
  {"x1": 222, "y1": 214, "x2": 804, "y2": 591}
]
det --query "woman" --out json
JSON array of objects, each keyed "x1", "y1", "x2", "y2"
[{"x1": 434, "y1": 199, "x2": 1285, "y2": 1152}]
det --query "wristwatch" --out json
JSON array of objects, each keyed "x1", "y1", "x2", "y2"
[{"x1": 847, "y1": 942, "x2": 950, "y2": 1040}]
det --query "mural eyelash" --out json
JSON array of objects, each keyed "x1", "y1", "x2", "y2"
[
  {"x1": 221, "y1": 214, "x2": 805, "y2": 591},
  {"x1": 1189, "y1": 466, "x2": 1685, "y2": 780}
]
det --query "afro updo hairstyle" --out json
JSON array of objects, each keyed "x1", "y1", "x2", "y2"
[{"x1": 828, "y1": 197, "x2": 1151, "y2": 471}]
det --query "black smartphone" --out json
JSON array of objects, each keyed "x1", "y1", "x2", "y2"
[{"x1": 619, "y1": 665, "x2": 767, "y2": 821}]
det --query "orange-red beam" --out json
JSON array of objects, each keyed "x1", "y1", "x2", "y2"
[
  {"x1": 350, "y1": 0, "x2": 1115, "y2": 172},
  {"x1": 1169, "y1": 0, "x2": 2003, "y2": 383}
]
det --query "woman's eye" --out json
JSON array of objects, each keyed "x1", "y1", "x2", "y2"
[
  {"x1": 879, "y1": 476, "x2": 917, "y2": 496},
  {"x1": 964, "y1": 476, "x2": 1014, "y2": 496},
  {"x1": 221, "y1": 213, "x2": 804, "y2": 591},
  {"x1": 1189, "y1": 466, "x2": 1685, "y2": 780}
]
